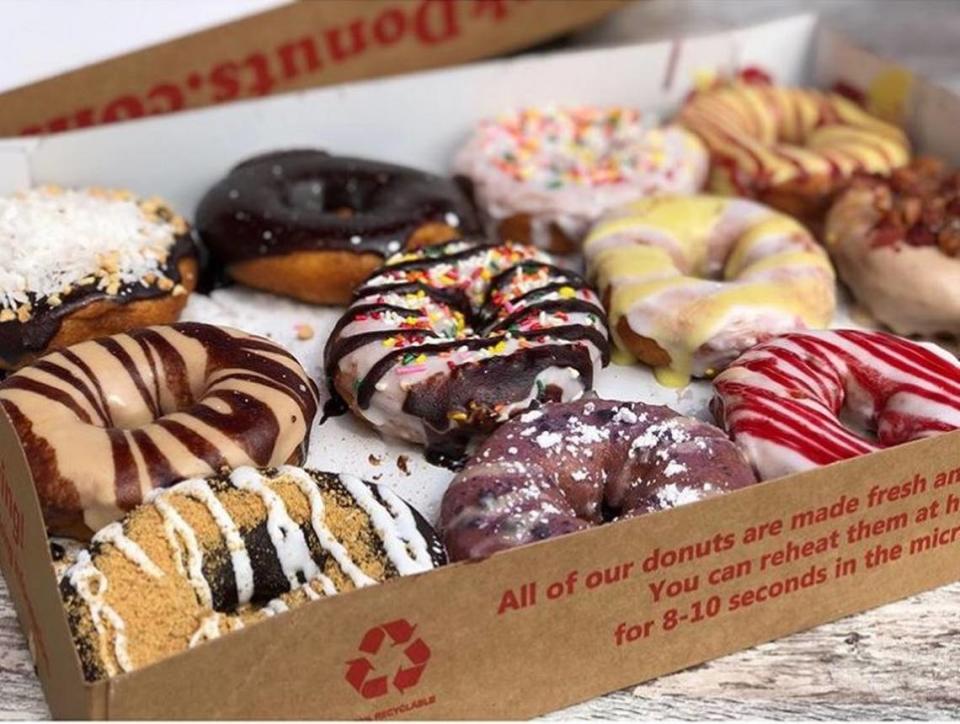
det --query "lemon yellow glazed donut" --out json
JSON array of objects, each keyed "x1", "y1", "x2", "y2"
[
  {"x1": 584, "y1": 195, "x2": 836, "y2": 387},
  {"x1": 678, "y1": 82, "x2": 910, "y2": 224}
]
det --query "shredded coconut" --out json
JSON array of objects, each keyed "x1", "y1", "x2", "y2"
[{"x1": 0, "y1": 187, "x2": 184, "y2": 311}]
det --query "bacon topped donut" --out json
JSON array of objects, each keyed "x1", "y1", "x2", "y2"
[
  {"x1": 196, "y1": 150, "x2": 481, "y2": 305},
  {"x1": 0, "y1": 323, "x2": 319, "y2": 537},
  {"x1": 454, "y1": 106, "x2": 708, "y2": 253},
  {"x1": 678, "y1": 81, "x2": 910, "y2": 224},
  {"x1": 825, "y1": 157, "x2": 960, "y2": 336},
  {"x1": 712, "y1": 330, "x2": 960, "y2": 480},
  {"x1": 325, "y1": 240, "x2": 610, "y2": 465}
]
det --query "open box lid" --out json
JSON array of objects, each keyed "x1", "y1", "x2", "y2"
[{"x1": 0, "y1": 0, "x2": 628, "y2": 138}]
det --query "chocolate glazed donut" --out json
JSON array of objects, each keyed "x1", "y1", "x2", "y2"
[
  {"x1": 440, "y1": 398, "x2": 757, "y2": 560},
  {"x1": 195, "y1": 150, "x2": 482, "y2": 305}
]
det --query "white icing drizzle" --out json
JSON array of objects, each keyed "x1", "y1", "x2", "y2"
[
  {"x1": 337, "y1": 473, "x2": 434, "y2": 575},
  {"x1": 66, "y1": 552, "x2": 132, "y2": 675},
  {"x1": 175, "y1": 478, "x2": 256, "y2": 604},
  {"x1": 277, "y1": 466, "x2": 376, "y2": 588},
  {"x1": 229, "y1": 467, "x2": 322, "y2": 589},
  {"x1": 93, "y1": 522, "x2": 164, "y2": 579},
  {"x1": 150, "y1": 492, "x2": 213, "y2": 607},
  {"x1": 188, "y1": 613, "x2": 223, "y2": 648}
]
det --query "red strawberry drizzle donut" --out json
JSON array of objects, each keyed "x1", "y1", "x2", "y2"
[{"x1": 711, "y1": 330, "x2": 960, "y2": 480}]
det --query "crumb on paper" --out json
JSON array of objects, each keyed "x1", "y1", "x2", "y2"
[
  {"x1": 368, "y1": 454, "x2": 382, "y2": 466},
  {"x1": 397, "y1": 455, "x2": 411, "y2": 476},
  {"x1": 295, "y1": 323, "x2": 314, "y2": 340}
]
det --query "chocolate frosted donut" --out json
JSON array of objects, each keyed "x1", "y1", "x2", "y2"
[
  {"x1": 440, "y1": 398, "x2": 756, "y2": 560},
  {"x1": 0, "y1": 323, "x2": 319, "y2": 537},
  {"x1": 60, "y1": 466, "x2": 446, "y2": 680},
  {"x1": 325, "y1": 240, "x2": 610, "y2": 465},
  {"x1": 195, "y1": 149, "x2": 482, "y2": 305},
  {"x1": 0, "y1": 186, "x2": 197, "y2": 369}
]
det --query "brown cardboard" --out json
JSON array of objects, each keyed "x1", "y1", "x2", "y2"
[
  {"x1": 3, "y1": 15, "x2": 960, "y2": 721},
  {"x1": 0, "y1": 0, "x2": 627, "y2": 138}
]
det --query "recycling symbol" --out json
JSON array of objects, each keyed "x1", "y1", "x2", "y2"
[{"x1": 345, "y1": 618, "x2": 431, "y2": 699}]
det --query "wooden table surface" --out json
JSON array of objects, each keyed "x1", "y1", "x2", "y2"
[{"x1": 3, "y1": 0, "x2": 960, "y2": 719}]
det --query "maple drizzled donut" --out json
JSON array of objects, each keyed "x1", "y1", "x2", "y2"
[
  {"x1": 825, "y1": 157, "x2": 960, "y2": 335},
  {"x1": 0, "y1": 186, "x2": 197, "y2": 370},
  {"x1": 60, "y1": 466, "x2": 445, "y2": 680},
  {"x1": 454, "y1": 106, "x2": 708, "y2": 253},
  {"x1": 0, "y1": 323, "x2": 319, "y2": 537},
  {"x1": 195, "y1": 149, "x2": 482, "y2": 305},
  {"x1": 441, "y1": 398, "x2": 756, "y2": 560},
  {"x1": 325, "y1": 239, "x2": 610, "y2": 464},
  {"x1": 584, "y1": 195, "x2": 836, "y2": 387},
  {"x1": 678, "y1": 81, "x2": 910, "y2": 225},
  {"x1": 712, "y1": 330, "x2": 960, "y2": 480}
]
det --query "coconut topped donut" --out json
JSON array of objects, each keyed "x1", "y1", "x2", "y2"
[
  {"x1": 825, "y1": 157, "x2": 960, "y2": 335},
  {"x1": 0, "y1": 186, "x2": 197, "y2": 368},
  {"x1": 441, "y1": 398, "x2": 756, "y2": 560},
  {"x1": 455, "y1": 106, "x2": 707, "y2": 252},
  {"x1": 60, "y1": 466, "x2": 446, "y2": 680}
]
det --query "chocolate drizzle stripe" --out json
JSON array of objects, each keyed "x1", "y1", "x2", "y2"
[
  {"x1": 487, "y1": 299, "x2": 607, "y2": 335},
  {"x1": 31, "y1": 358, "x2": 106, "y2": 424},
  {"x1": 96, "y1": 337, "x2": 161, "y2": 420},
  {"x1": 1, "y1": 375, "x2": 94, "y2": 424},
  {"x1": 59, "y1": 349, "x2": 114, "y2": 424}
]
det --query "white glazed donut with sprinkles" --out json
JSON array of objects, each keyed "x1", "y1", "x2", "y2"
[
  {"x1": 324, "y1": 239, "x2": 610, "y2": 465},
  {"x1": 711, "y1": 330, "x2": 960, "y2": 480}
]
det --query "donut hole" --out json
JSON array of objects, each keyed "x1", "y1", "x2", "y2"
[{"x1": 285, "y1": 175, "x2": 387, "y2": 218}]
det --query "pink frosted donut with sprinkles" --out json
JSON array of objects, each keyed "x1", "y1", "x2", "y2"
[
  {"x1": 324, "y1": 239, "x2": 610, "y2": 466},
  {"x1": 453, "y1": 106, "x2": 708, "y2": 253},
  {"x1": 711, "y1": 330, "x2": 960, "y2": 480}
]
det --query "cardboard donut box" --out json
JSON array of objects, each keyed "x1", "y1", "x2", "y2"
[{"x1": 3, "y1": 13, "x2": 960, "y2": 720}]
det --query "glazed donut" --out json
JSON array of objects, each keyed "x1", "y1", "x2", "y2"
[
  {"x1": 584, "y1": 195, "x2": 836, "y2": 387},
  {"x1": 711, "y1": 330, "x2": 960, "y2": 480},
  {"x1": 325, "y1": 239, "x2": 610, "y2": 465},
  {"x1": 0, "y1": 322, "x2": 319, "y2": 537},
  {"x1": 825, "y1": 157, "x2": 960, "y2": 336},
  {"x1": 195, "y1": 149, "x2": 482, "y2": 305},
  {"x1": 440, "y1": 398, "x2": 756, "y2": 560},
  {"x1": 678, "y1": 81, "x2": 910, "y2": 225},
  {"x1": 60, "y1": 466, "x2": 445, "y2": 680},
  {"x1": 454, "y1": 106, "x2": 708, "y2": 253},
  {"x1": 0, "y1": 186, "x2": 197, "y2": 370}
]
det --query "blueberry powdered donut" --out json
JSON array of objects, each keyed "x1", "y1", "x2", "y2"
[
  {"x1": 324, "y1": 240, "x2": 610, "y2": 465},
  {"x1": 195, "y1": 149, "x2": 482, "y2": 305},
  {"x1": 0, "y1": 186, "x2": 197, "y2": 369},
  {"x1": 440, "y1": 398, "x2": 756, "y2": 560},
  {"x1": 60, "y1": 466, "x2": 445, "y2": 680}
]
